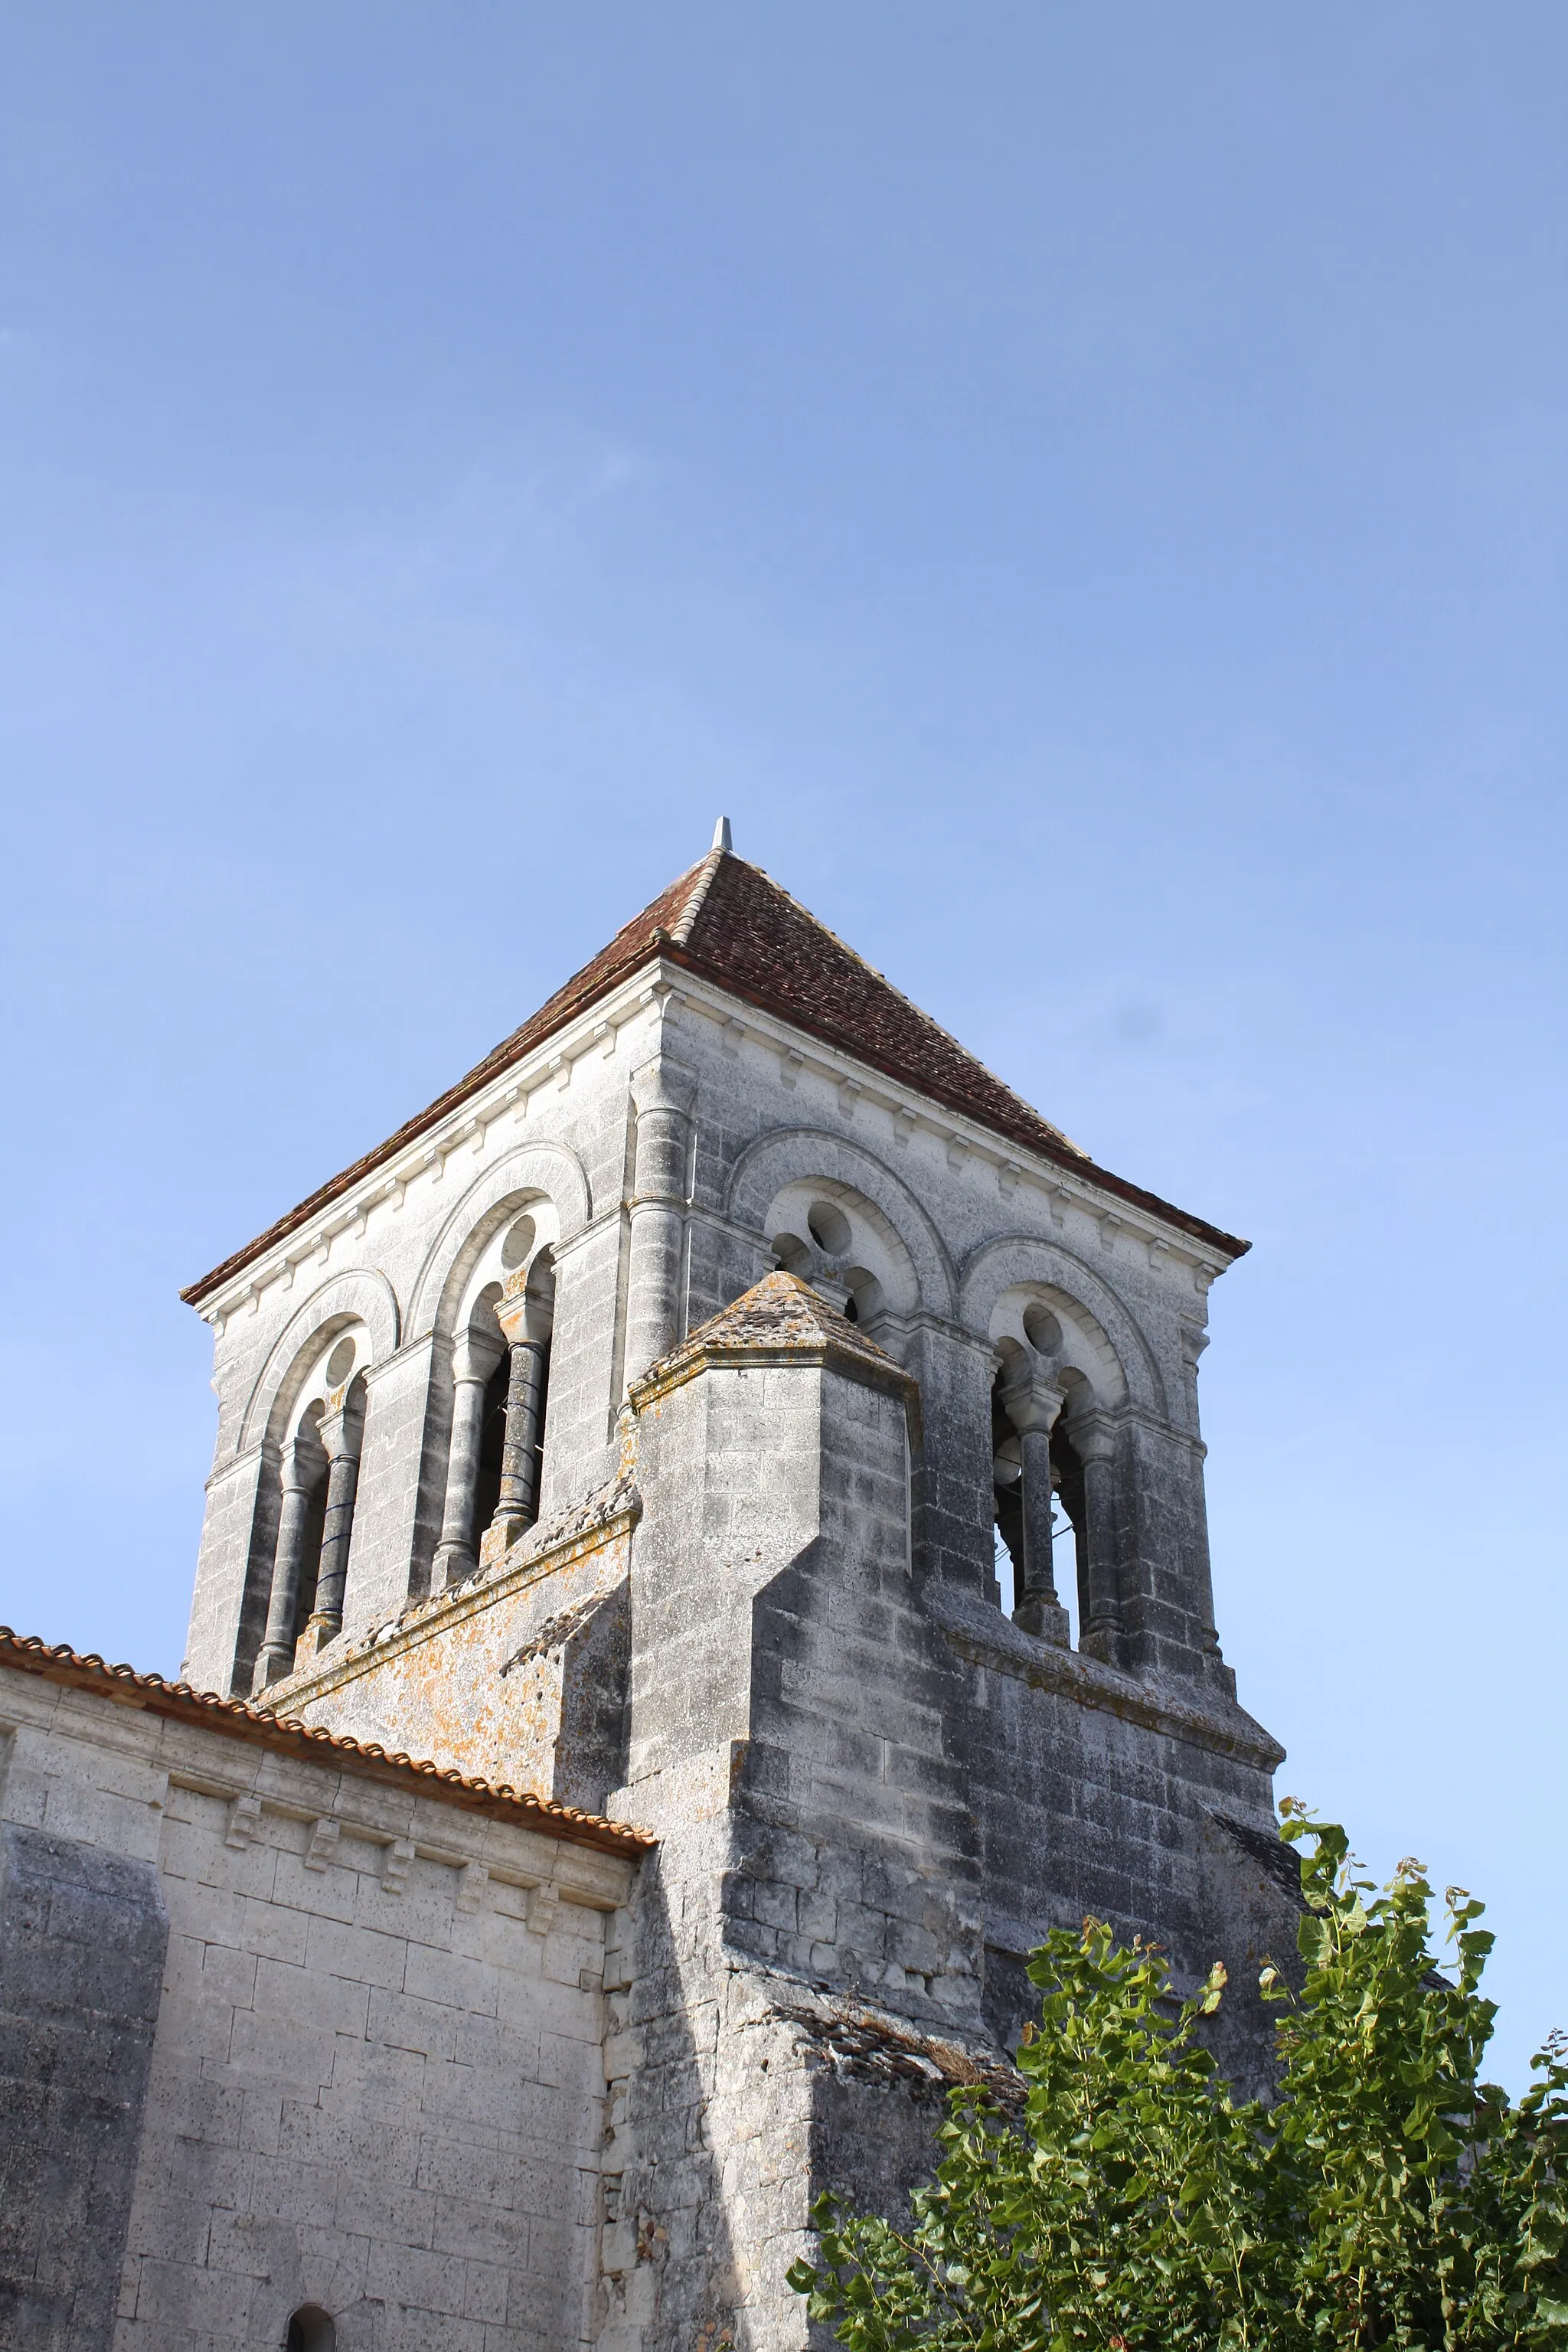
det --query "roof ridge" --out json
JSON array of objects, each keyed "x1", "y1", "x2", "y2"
[
  {"x1": 182, "y1": 844, "x2": 1249, "y2": 1306},
  {"x1": 0, "y1": 1625, "x2": 653, "y2": 1856},
  {"x1": 697, "y1": 864, "x2": 1086, "y2": 1158},
  {"x1": 668, "y1": 848, "x2": 724, "y2": 946}
]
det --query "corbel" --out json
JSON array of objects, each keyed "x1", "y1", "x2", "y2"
[
  {"x1": 304, "y1": 1816, "x2": 341, "y2": 1873},
  {"x1": 998, "y1": 1161, "x2": 1021, "y2": 1200},
  {"x1": 838, "y1": 1079, "x2": 862, "y2": 1120},
  {"x1": 780, "y1": 1049, "x2": 804, "y2": 1089},
  {"x1": 225, "y1": 1794, "x2": 263, "y2": 1851},
  {"x1": 893, "y1": 1108, "x2": 916, "y2": 1148},
  {"x1": 381, "y1": 1837, "x2": 416, "y2": 1896}
]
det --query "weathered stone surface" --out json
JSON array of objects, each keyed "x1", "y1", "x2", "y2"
[
  {"x1": 0, "y1": 1823, "x2": 168, "y2": 2352},
  {"x1": 5, "y1": 844, "x2": 1303, "y2": 2352}
]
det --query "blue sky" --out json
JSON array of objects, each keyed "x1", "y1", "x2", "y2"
[{"x1": 2, "y1": 5, "x2": 1563, "y2": 2084}]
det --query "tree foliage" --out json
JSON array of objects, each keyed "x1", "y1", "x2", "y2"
[{"x1": 790, "y1": 1807, "x2": 1568, "y2": 2350}]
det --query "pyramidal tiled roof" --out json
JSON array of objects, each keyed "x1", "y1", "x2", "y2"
[{"x1": 185, "y1": 846, "x2": 1245, "y2": 1302}]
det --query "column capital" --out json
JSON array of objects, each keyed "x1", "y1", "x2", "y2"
[
  {"x1": 318, "y1": 1401, "x2": 361, "y2": 1463},
  {"x1": 495, "y1": 1271, "x2": 552, "y2": 1348},
  {"x1": 1000, "y1": 1369, "x2": 1064, "y2": 1438},
  {"x1": 451, "y1": 1328, "x2": 504, "y2": 1387},
  {"x1": 279, "y1": 1432, "x2": 322, "y2": 1491},
  {"x1": 1068, "y1": 1411, "x2": 1119, "y2": 1466},
  {"x1": 630, "y1": 1055, "x2": 697, "y2": 1119}
]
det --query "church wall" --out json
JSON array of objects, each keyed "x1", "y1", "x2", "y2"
[
  {"x1": 0, "y1": 1658, "x2": 635, "y2": 2352},
  {"x1": 183, "y1": 946, "x2": 1236, "y2": 1722}
]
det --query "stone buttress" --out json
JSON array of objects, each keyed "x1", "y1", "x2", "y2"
[{"x1": 0, "y1": 834, "x2": 1311, "y2": 2352}]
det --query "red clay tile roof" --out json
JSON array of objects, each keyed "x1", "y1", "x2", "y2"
[
  {"x1": 183, "y1": 849, "x2": 1246, "y2": 1303},
  {"x1": 0, "y1": 1627, "x2": 653, "y2": 1858}
]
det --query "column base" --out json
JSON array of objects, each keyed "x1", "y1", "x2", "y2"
[
  {"x1": 431, "y1": 1540, "x2": 477, "y2": 1591},
  {"x1": 1013, "y1": 1596, "x2": 1072, "y2": 1648},
  {"x1": 292, "y1": 1612, "x2": 342, "y2": 1667},
  {"x1": 479, "y1": 1512, "x2": 533, "y2": 1570},
  {"x1": 251, "y1": 1644, "x2": 296, "y2": 1692},
  {"x1": 1080, "y1": 1619, "x2": 1128, "y2": 1671}
]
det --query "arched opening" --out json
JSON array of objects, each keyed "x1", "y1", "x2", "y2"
[
  {"x1": 284, "y1": 1404, "x2": 329, "y2": 1648},
  {"x1": 991, "y1": 1363, "x2": 1080, "y2": 1645},
  {"x1": 991, "y1": 1367, "x2": 1026, "y2": 1614},
  {"x1": 285, "y1": 2309, "x2": 335, "y2": 2352},
  {"x1": 472, "y1": 1250, "x2": 554, "y2": 1543},
  {"x1": 1050, "y1": 1417, "x2": 1087, "y2": 1638}
]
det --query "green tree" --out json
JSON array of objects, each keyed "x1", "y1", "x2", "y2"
[{"x1": 791, "y1": 1806, "x2": 1568, "y2": 2350}]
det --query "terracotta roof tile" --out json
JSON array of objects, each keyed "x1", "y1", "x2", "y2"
[
  {"x1": 184, "y1": 850, "x2": 1246, "y2": 1302},
  {"x1": 0, "y1": 1627, "x2": 653, "y2": 1858}
]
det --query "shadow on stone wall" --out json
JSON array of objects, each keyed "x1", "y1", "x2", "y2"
[{"x1": 0, "y1": 1824, "x2": 168, "y2": 2352}]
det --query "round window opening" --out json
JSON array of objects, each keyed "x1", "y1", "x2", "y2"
[
  {"x1": 500, "y1": 1214, "x2": 537, "y2": 1271},
  {"x1": 286, "y1": 2308, "x2": 335, "y2": 2352},
  {"x1": 805, "y1": 1200, "x2": 852, "y2": 1259},
  {"x1": 323, "y1": 1338, "x2": 356, "y2": 1387},
  {"x1": 1022, "y1": 1305, "x2": 1063, "y2": 1357}
]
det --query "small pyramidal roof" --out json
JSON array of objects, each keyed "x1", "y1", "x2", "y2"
[
  {"x1": 652, "y1": 1266, "x2": 897, "y2": 1368},
  {"x1": 628, "y1": 1269, "x2": 916, "y2": 1413},
  {"x1": 185, "y1": 832, "x2": 1245, "y2": 1302}
]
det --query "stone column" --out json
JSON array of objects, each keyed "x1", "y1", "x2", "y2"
[
  {"x1": 486, "y1": 1271, "x2": 550, "y2": 1555},
  {"x1": 251, "y1": 1435, "x2": 322, "y2": 1688},
  {"x1": 296, "y1": 1393, "x2": 364, "y2": 1659},
  {"x1": 623, "y1": 1059, "x2": 697, "y2": 1388},
  {"x1": 432, "y1": 1329, "x2": 502, "y2": 1588},
  {"x1": 1073, "y1": 1414, "x2": 1126, "y2": 1666},
  {"x1": 1001, "y1": 1370, "x2": 1071, "y2": 1647}
]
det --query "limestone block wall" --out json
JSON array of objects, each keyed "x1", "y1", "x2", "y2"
[
  {"x1": 184, "y1": 948, "x2": 1241, "y2": 1717},
  {"x1": 0, "y1": 1651, "x2": 637, "y2": 2352}
]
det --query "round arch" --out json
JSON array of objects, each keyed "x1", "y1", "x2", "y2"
[
  {"x1": 237, "y1": 1269, "x2": 400, "y2": 1455},
  {"x1": 727, "y1": 1127, "x2": 958, "y2": 1318},
  {"x1": 959, "y1": 1235, "x2": 1167, "y2": 1419},
  {"x1": 407, "y1": 1140, "x2": 592, "y2": 1342}
]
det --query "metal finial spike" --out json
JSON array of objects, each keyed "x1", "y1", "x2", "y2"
[{"x1": 712, "y1": 815, "x2": 733, "y2": 853}]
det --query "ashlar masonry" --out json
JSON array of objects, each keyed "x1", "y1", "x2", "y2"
[{"x1": 0, "y1": 825, "x2": 1302, "y2": 2352}]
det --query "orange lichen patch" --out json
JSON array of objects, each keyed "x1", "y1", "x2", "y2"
[
  {"x1": 271, "y1": 1513, "x2": 635, "y2": 1805},
  {"x1": 0, "y1": 1626, "x2": 653, "y2": 1858}
]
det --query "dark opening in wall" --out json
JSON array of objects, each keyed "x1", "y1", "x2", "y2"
[
  {"x1": 285, "y1": 2308, "x2": 335, "y2": 2352},
  {"x1": 475, "y1": 1351, "x2": 510, "y2": 1541}
]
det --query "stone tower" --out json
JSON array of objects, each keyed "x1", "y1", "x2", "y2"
[{"x1": 163, "y1": 827, "x2": 1296, "y2": 2352}]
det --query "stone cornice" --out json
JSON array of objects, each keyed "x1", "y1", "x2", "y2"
[{"x1": 925, "y1": 1586, "x2": 1285, "y2": 1772}]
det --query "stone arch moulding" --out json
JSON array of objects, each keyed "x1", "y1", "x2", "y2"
[
  {"x1": 959, "y1": 1236, "x2": 1168, "y2": 1420},
  {"x1": 237, "y1": 1269, "x2": 400, "y2": 1457},
  {"x1": 407, "y1": 1140, "x2": 593, "y2": 1342},
  {"x1": 726, "y1": 1126, "x2": 959, "y2": 1318}
]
